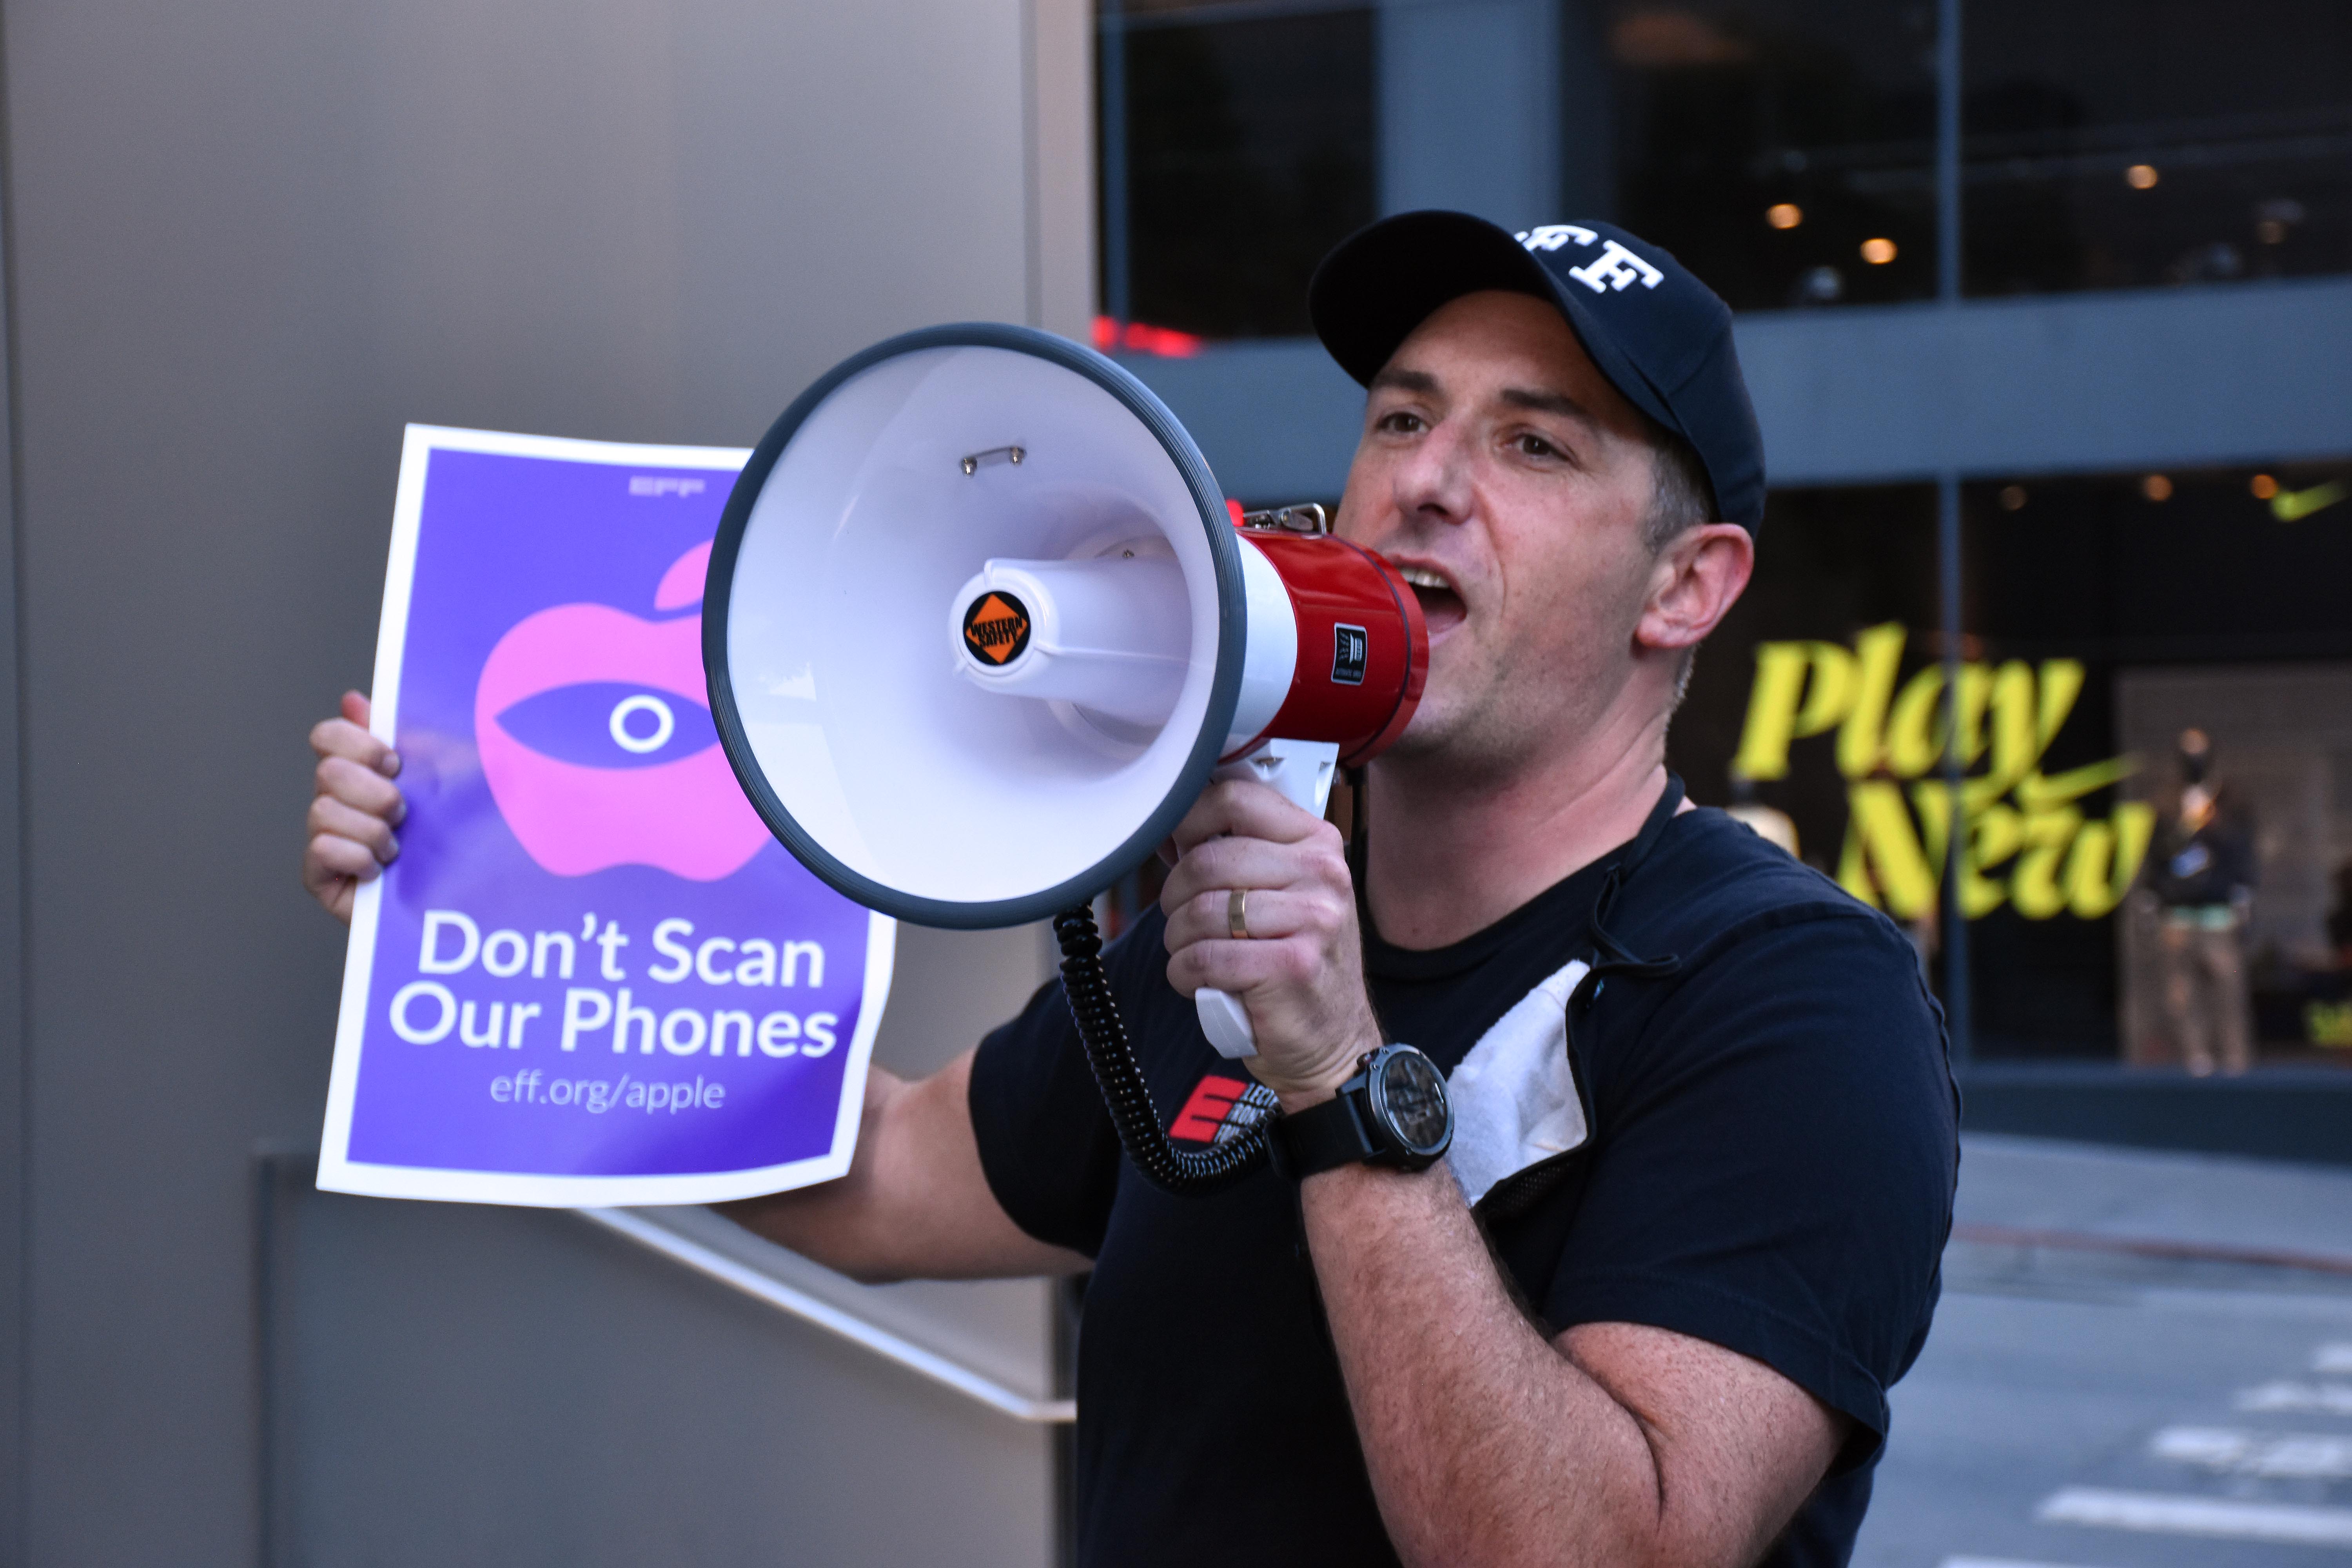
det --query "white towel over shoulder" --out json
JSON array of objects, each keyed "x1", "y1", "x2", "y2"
[{"x1": 1443, "y1": 959, "x2": 1591, "y2": 1206}]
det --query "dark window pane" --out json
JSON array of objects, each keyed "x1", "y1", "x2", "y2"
[
  {"x1": 1103, "y1": 4, "x2": 1376, "y2": 339},
  {"x1": 1963, "y1": 1, "x2": 2352, "y2": 295},
  {"x1": 1593, "y1": 1, "x2": 1940, "y2": 310},
  {"x1": 1972, "y1": 468, "x2": 2352, "y2": 666}
]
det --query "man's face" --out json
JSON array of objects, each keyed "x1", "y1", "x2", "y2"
[{"x1": 1332, "y1": 290, "x2": 1666, "y2": 772}]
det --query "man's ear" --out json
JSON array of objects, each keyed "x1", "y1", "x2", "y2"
[{"x1": 1635, "y1": 523, "x2": 1753, "y2": 653}]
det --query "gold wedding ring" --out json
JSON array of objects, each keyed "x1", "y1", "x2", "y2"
[{"x1": 1228, "y1": 887, "x2": 1250, "y2": 940}]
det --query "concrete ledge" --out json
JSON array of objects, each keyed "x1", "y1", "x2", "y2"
[
  {"x1": 1739, "y1": 277, "x2": 2352, "y2": 485},
  {"x1": 1959, "y1": 1065, "x2": 2352, "y2": 1169},
  {"x1": 1118, "y1": 276, "x2": 2352, "y2": 500}
]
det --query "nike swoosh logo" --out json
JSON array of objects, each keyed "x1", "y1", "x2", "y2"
[
  {"x1": 2273, "y1": 479, "x2": 2348, "y2": 523},
  {"x1": 2014, "y1": 754, "x2": 2141, "y2": 812}
]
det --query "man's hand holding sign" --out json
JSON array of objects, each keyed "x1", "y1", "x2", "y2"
[{"x1": 304, "y1": 691, "x2": 403, "y2": 924}]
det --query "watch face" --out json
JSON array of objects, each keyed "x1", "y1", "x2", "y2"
[{"x1": 1374, "y1": 1049, "x2": 1451, "y2": 1154}]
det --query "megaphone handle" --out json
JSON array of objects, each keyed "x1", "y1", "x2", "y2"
[
  {"x1": 1196, "y1": 739, "x2": 1342, "y2": 1059},
  {"x1": 1196, "y1": 989, "x2": 1258, "y2": 1059}
]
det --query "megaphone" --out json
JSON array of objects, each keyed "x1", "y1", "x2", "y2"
[{"x1": 704, "y1": 324, "x2": 1425, "y2": 1191}]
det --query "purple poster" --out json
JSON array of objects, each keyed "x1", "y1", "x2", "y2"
[{"x1": 321, "y1": 426, "x2": 895, "y2": 1206}]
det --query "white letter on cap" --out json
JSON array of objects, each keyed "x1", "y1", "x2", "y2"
[
  {"x1": 1565, "y1": 239, "x2": 1665, "y2": 294},
  {"x1": 1516, "y1": 223, "x2": 1597, "y2": 253}
]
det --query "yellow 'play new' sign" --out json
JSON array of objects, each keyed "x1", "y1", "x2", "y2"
[{"x1": 1732, "y1": 623, "x2": 2153, "y2": 922}]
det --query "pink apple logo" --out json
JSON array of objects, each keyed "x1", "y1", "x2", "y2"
[{"x1": 475, "y1": 542, "x2": 769, "y2": 880}]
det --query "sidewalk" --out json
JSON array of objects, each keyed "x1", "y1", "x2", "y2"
[{"x1": 1956, "y1": 1133, "x2": 2352, "y2": 1266}]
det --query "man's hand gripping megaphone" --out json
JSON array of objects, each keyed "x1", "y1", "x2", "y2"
[{"x1": 1158, "y1": 769, "x2": 1385, "y2": 1111}]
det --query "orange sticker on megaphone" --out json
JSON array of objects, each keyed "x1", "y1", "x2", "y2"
[{"x1": 962, "y1": 592, "x2": 1032, "y2": 665}]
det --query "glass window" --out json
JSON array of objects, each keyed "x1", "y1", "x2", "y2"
[
  {"x1": 1963, "y1": 0, "x2": 2352, "y2": 295},
  {"x1": 1678, "y1": 467, "x2": 2352, "y2": 1068},
  {"x1": 1100, "y1": 1, "x2": 1376, "y2": 342},
  {"x1": 1671, "y1": 485, "x2": 1961, "y2": 996},
  {"x1": 1675, "y1": 465, "x2": 2352, "y2": 1069},
  {"x1": 1966, "y1": 463, "x2": 2352, "y2": 1069},
  {"x1": 1674, "y1": 484, "x2": 1940, "y2": 881},
  {"x1": 1592, "y1": 1, "x2": 1941, "y2": 310},
  {"x1": 1098, "y1": 0, "x2": 2352, "y2": 332}
]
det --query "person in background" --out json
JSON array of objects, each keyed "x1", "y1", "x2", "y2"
[
  {"x1": 2145, "y1": 728, "x2": 2258, "y2": 1076},
  {"x1": 302, "y1": 689, "x2": 403, "y2": 924}
]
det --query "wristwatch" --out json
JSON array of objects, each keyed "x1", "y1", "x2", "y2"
[{"x1": 1271, "y1": 1043, "x2": 1453, "y2": 1178}]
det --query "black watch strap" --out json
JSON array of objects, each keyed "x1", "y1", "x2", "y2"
[{"x1": 1272, "y1": 1091, "x2": 1377, "y2": 1180}]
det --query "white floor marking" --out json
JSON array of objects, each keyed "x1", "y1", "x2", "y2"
[
  {"x1": 2038, "y1": 1486, "x2": 2352, "y2": 1545},
  {"x1": 2151, "y1": 1425, "x2": 2352, "y2": 1479},
  {"x1": 2317, "y1": 1342, "x2": 2352, "y2": 1374},
  {"x1": 2238, "y1": 1379, "x2": 2352, "y2": 1415}
]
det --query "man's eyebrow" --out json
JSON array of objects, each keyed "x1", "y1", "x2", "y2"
[
  {"x1": 1369, "y1": 367, "x2": 1440, "y2": 396},
  {"x1": 1500, "y1": 386, "x2": 1598, "y2": 424}
]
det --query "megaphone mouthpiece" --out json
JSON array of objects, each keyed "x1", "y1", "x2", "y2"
[
  {"x1": 1223, "y1": 525, "x2": 1427, "y2": 768},
  {"x1": 951, "y1": 552, "x2": 1191, "y2": 730}
]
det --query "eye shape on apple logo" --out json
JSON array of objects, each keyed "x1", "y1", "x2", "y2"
[
  {"x1": 492, "y1": 681, "x2": 722, "y2": 769},
  {"x1": 473, "y1": 539, "x2": 773, "y2": 881}
]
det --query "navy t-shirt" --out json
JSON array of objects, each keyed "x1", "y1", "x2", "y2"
[{"x1": 969, "y1": 784, "x2": 1958, "y2": 1567}]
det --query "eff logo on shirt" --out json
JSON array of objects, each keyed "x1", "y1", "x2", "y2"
[{"x1": 1167, "y1": 1074, "x2": 1278, "y2": 1145}]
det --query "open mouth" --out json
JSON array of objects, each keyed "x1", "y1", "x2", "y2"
[{"x1": 1396, "y1": 566, "x2": 1466, "y2": 636}]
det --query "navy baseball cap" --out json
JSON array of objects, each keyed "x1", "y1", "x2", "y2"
[{"x1": 1307, "y1": 211, "x2": 1766, "y2": 534}]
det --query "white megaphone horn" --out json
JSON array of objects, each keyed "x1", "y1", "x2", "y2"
[{"x1": 704, "y1": 325, "x2": 1425, "y2": 1191}]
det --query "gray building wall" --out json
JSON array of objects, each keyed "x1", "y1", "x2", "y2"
[{"x1": 0, "y1": 0, "x2": 1092, "y2": 1561}]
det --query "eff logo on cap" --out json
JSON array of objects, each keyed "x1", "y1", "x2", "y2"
[{"x1": 1516, "y1": 225, "x2": 1665, "y2": 294}]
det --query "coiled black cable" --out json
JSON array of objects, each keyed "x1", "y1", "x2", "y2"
[{"x1": 1052, "y1": 904, "x2": 1269, "y2": 1195}]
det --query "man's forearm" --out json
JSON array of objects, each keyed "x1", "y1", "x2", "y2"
[
  {"x1": 717, "y1": 1067, "x2": 916, "y2": 1281},
  {"x1": 1301, "y1": 1161, "x2": 1676, "y2": 1568},
  {"x1": 719, "y1": 1054, "x2": 1090, "y2": 1285}
]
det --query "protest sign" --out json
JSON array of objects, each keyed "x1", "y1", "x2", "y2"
[{"x1": 319, "y1": 426, "x2": 895, "y2": 1206}]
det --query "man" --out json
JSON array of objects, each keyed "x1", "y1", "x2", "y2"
[
  {"x1": 2144, "y1": 728, "x2": 2256, "y2": 1076},
  {"x1": 307, "y1": 212, "x2": 1956, "y2": 1567}
]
